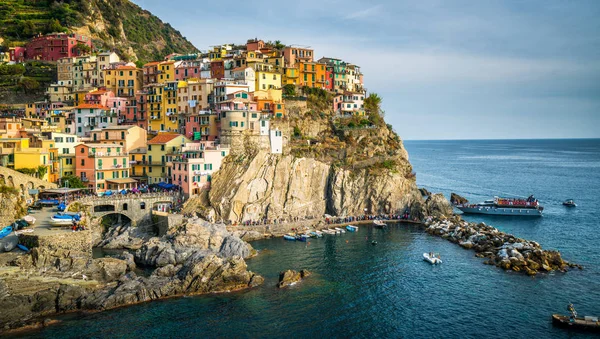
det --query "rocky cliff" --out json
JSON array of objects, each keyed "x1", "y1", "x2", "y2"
[{"x1": 193, "y1": 102, "x2": 425, "y2": 223}]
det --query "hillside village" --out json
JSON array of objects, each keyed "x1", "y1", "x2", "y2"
[{"x1": 0, "y1": 34, "x2": 371, "y2": 199}]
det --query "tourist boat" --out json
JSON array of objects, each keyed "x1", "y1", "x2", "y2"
[
  {"x1": 335, "y1": 227, "x2": 346, "y2": 233},
  {"x1": 552, "y1": 314, "x2": 600, "y2": 332},
  {"x1": 373, "y1": 220, "x2": 387, "y2": 228},
  {"x1": 0, "y1": 226, "x2": 13, "y2": 239},
  {"x1": 455, "y1": 196, "x2": 543, "y2": 216},
  {"x1": 423, "y1": 252, "x2": 443, "y2": 265},
  {"x1": 562, "y1": 199, "x2": 577, "y2": 207},
  {"x1": 22, "y1": 215, "x2": 36, "y2": 225},
  {"x1": 346, "y1": 225, "x2": 358, "y2": 232},
  {"x1": 283, "y1": 234, "x2": 296, "y2": 241}
]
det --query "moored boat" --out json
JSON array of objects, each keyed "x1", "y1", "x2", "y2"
[
  {"x1": 49, "y1": 212, "x2": 81, "y2": 226},
  {"x1": 373, "y1": 220, "x2": 387, "y2": 228},
  {"x1": 322, "y1": 229, "x2": 336, "y2": 235},
  {"x1": 455, "y1": 196, "x2": 543, "y2": 216},
  {"x1": 296, "y1": 234, "x2": 310, "y2": 242},
  {"x1": 562, "y1": 199, "x2": 577, "y2": 207},
  {"x1": 310, "y1": 231, "x2": 323, "y2": 238},
  {"x1": 346, "y1": 225, "x2": 358, "y2": 232},
  {"x1": 283, "y1": 234, "x2": 296, "y2": 241},
  {"x1": 335, "y1": 227, "x2": 345, "y2": 234},
  {"x1": 423, "y1": 252, "x2": 442, "y2": 265}
]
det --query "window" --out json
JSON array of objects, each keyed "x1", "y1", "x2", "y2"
[
  {"x1": 252, "y1": 113, "x2": 257, "y2": 118},
  {"x1": 148, "y1": 145, "x2": 152, "y2": 151},
  {"x1": 123, "y1": 203, "x2": 128, "y2": 211},
  {"x1": 81, "y1": 159, "x2": 85, "y2": 166},
  {"x1": 98, "y1": 159, "x2": 103, "y2": 169},
  {"x1": 80, "y1": 147, "x2": 84, "y2": 153},
  {"x1": 62, "y1": 148, "x2": 69, "y2": 154},
  {"x1": 161, "y1": 145, "x2": 165, "y2": 151}
]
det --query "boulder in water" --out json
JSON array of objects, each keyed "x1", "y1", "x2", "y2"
[
  {"x1": 425, "y1": 193, "x2": 453, "y2": 218},
  {"x1": 450, "y1": 193, "x2": 469, "y2": 205},
  {"x1": 277, "y1": 269, "x2": 311, "y2": 288}
]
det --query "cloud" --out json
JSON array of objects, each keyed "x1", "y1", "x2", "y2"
[{"x1": 344, "y1": 4, "x2": 383, "y2": 20}]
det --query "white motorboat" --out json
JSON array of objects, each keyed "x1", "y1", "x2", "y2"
[
  {"x1": 423, "y1": 252, "x2": 443, "y2": 265},
  {"x1": 335, "y1": 227, "x2": 346, "y2": 233},
  {"x1": 373, "y1": 220, "x2": 387, "y2": 228}
]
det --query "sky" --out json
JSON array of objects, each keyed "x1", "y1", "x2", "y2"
[{"x1": 133, "y1": 0, "x2": 600, "y2": 140}]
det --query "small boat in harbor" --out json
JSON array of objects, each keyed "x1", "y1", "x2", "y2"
[
  {"x1": 310, "y1": 231, "x2": 323, "y2": 238},
  {"x1": 49, "y1": 213, "x2": 81, "y2": 226},
  {"x1": 562, "y1": 199, "x2": 577, "y2": 207},
  {"x1": 423, "y1": 252, "x2": 443, "y2": 265},
  {"x1": 22, "y1": 215, "x2": 36, "y2": 225},
  {"x1": 346, "y1": 225, "x2": 358, "y2": 232},
  {"x1": 335, "y1": 227, "x2": 346, "y2": 234},
  {"x1": 552, "y1": 304, "x2": 599, "y2": 332},
  {"x1": 322, "y1": 229, "x2": 336, "y2": 235},
  {"x1": 315, "y1": 230, "x2": 323, "y2": 237},
  {"x1": 283, "y1": 234, "x2": 296, "y2": 241},
  {"x1": 373, "y1": 220, "x2": 387, "y2": 228},
  {"x1": 455, "y1": 195, "x2": 543, "y2": 216},
  {"x1": 296, "y1": 234, "x2": 310, "y2": 242}
]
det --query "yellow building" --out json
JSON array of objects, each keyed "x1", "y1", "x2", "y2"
[
  {"x1": 298, "y1": 61, "x2": 318, "y2": 88},
  {"x1": 146, "y1": 84, "x2": 163, "y2": 133},
  {"x1": 254, "y1": 89, "x2": 285, "y2": 117},
  {"x1": 104, "y1": 65, "x2": 143, "y2": 98},
  {"x1": 158, "y1": 61, "x2": 176, "y2": 83},
  {"x1": 254, "y1": 63, "x2": 282, "y2": 91},
  {"x1": 283, "y1": 67, "x2": 300, "y2": 86},
  {"x1": 13, "y1": 148, "x2": 53, "y2": 181},
  {"x1": 0, "y1": 138, "x2": 29, "y2": 167},
  {"x1": 209, "y1": 45, "x2": 231, "y2": 61},
  {"x1": 146, "y1": 133, "x2": 191, "y2": 184},
  {"x1": 148, "y1": 82, "x2": 179, "y2": 133},
  {"x1": 129, "y1": 147, "x2": 148, "y2": 184}
]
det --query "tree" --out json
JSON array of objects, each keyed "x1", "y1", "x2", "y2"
[
  {"x1": 36, "y1": 165, "x2": 48, "y2": 179},
  {"x1": 74, "y1": 42, "x2": 91, "y2": 55},
  {"x1": 274, "y1": 40, "x2": 285, "y2": 50},
  {"x1": 47, "y1": 19, "x2": 66, "y2": 33},
  {"x1": 59, "y1": 174, "x2": 85, "y2": 188},
  {"x1": 18, "y1": 78, "x2": 40, "y2": 93},
  {"x1": 365, "y1": 93, "x2": 384, "y2": 126},
  {"x1": 283, "y1": 84, "x2": 296, "y2": 96}
]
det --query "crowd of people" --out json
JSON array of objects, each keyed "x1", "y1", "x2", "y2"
[{"x1": 227, "y1": 211, "x2": 418, "y2": 227}]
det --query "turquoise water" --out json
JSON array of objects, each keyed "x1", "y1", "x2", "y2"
[{"x1": 22, "y1": 139, "x2": 600, "y2": 338}]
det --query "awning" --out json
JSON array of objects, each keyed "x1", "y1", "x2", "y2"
[
  {"x1": 41, "y1": 188, "x2": 84, "y2": 194},
  {"x1": 105, "y1": 178, "x2": 138, "y2": 184}
]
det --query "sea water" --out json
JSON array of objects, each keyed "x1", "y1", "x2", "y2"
[{"x1": 21, "y1": 139, "x2": 600, "y2": 338}]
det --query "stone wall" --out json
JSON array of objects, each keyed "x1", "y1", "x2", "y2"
[
  {"x1": 284, "y1": 99, "x2": 308, "y2": 111},
  {"x1": 0, "y1": 166, "x2": 58, "y2": 193},
  {"x1": 19, "y1": 231, "x2": 93, "y2": 254},
  {"x1": 152, "y1": 212, "x2": 184, "y2": 236}
]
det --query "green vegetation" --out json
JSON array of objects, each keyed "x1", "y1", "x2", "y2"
[
  {"x1": 0, "y1": 61, "x2": 56, "y2": 95},
  {"x1": 0, "y1": 0, "x2": 198, "y2": 63},
  {"x1": 59, "y1": 174, "x2": 85, "y2": 188},
  {"x1": 283, "y1": 84, "x2": 297, "y2": 96},
  {"x1": 0, "y1": 184, "x2": 18, "y2": 194},
  {"x1": 16, "y1": 166, "x2": 48, "y2": 179},
  {"x1": 303, "y1": 86, "x2": 333, "y2": 112}
]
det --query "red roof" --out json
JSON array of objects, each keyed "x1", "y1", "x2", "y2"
[
  {"x1": 74, "y1": 104, "x2": 108, "y2": 109},
  {"x1": 116, "y1": 65, "x2": 137, "y2": 70},
  {"x1": 143, "y1": 61, "x2": 160, "y2": 67},
  {"x1": 88, "y1": 89, "x2": 108, "y2": 95},
  {"x1": 148, "y1": 133, "x2": 182, "y2": 144}
]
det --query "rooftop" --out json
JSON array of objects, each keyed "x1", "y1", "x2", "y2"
[
  {"x1": 148, "y1": 133, "x2": 183, "y2": 144},
  {"x1": 74, "y1": 104, "x2": 109, "y2": 110}
]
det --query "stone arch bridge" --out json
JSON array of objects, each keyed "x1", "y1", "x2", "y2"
[
  {"x1": 68, "y1": 193, "x2": 180, "y2": 226},
  {"x1": 0, "y1": 166, "x2": 57, "y2": 197}
]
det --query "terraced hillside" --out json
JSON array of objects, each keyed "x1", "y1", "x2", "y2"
[{"x1": 0, "y1": 0, "x2": 198, "y2": 63}]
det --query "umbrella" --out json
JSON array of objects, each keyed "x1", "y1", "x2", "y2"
[
  {"x1": 104, "y1": 190, "x2": 113, "y2": 196},
  {"x1": 120, "y1": 189, "x2": 127, "y2": 195}
]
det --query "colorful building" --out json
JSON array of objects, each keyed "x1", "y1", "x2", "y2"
[
  {"x1": 104, "y1": 65, "x2": 144, "y2": 98},
  {"x1": 333, "y1": 92, "x2": 365, "y2": 116},
  {"x1": 254, "y1": 63, "x2": 281, "y2": 91},
  {"x1": 88, "y1": 125, "x2": 147, "y2": 152},
  {"x1": 146, "y1": 133, "x2": 191, "y2": 184},
  {"x1": 75, "y1": 143, "x2": 135, "y2": 193},
  {"x1": 283, "y1": 46, "x2": 314, "y2": 67},
  {"x1": 72, "y1": 104, "x2": 117, "y2": 137},
  {"x1": 19, "y1": 33, "x2": 93, "y2": 62}
]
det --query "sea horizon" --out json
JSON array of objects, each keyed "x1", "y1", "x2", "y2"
[{"x1": 403, "y1": 137, "x2": 600, "y2": 141}]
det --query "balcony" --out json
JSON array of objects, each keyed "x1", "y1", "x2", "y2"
[{"x1": 89, "y1": 152, "x2": 127, "y2": 157}]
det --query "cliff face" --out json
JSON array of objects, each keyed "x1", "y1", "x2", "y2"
[{"x1": 204, "y1": 104, "x2": 424, "y2": 223}]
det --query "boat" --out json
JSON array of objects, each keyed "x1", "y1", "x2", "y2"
[
  {"x1": 12, "y1": 220, "x2": 29, "y2": 230},
  {"x1": 335, "y1": 227, "x2": 346, "y2": 233},
  {"x1": 57, "y1": 202, "x2": 66, "y2": 212},
  {"x1": 423, "y1": 252, "x2": 443, "y2": 265},
  {"x1": 371, "y1": 241, "x2": 378, "y2": 245},
  {"x1": 22, "y1": 215, "x2": 36, "y2": 225},
  {"x1": 49, "y1": 213, "x2": 81, "y2": 226},
  {"x1": 563, "y1": 199, "x2": 577, "y2": 207},
  {"x1": 283, "y1": 234, "x2": 296, "y2": 241},
  {"x1": 17, "y1": 244, "x2": 29, "y2": 252},
  {"x1": 373, "y1": 220, "x2": 387, "y2": 228},
  {"x1": 310, "y1": 231, "x2": 323, "y2": 238},
  {"x1": 0, "y1": 233, "x2": 18, "y2": 252},
  {"x1": 323, "y1": 229, "x2": 336, "y2": 235},
  {"x1": 455, "y1": 195, "x2": 543, "y2": 216},
  {"x1": 296, "y1": 234, "x2": 310, "y2": 242},
  {"x1": 0, "y1": 226, "x2": 13, "y2": 239},
  {"x1": 346, "y1": 225, "x2": 358, "y2": 232},
  {"x1": 552, "y1": 305, "x2": 600, "y2": 332}
]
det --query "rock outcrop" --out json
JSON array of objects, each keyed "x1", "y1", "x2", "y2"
[
  {"x1": 424, "y1": 217, "x2": 581, "y2": 275},
  {"x1": 425, "y1": 193, "x2": 454, "y2": 219},
  {"x1": 203, "y1": 150, "x2": 423, "y2": 223},
  {"x1": 277, "y1": 269, "x2": 311, "y2": 288},
  {"x1": 419, "y1": 188, "x2": 432, "y2": 197},
  {"x1": 450, "y1": 193, "x2": 469, "y2": 205},
  {"x1": 0, "y1": 218, "x2": 261, "y2": 332}
]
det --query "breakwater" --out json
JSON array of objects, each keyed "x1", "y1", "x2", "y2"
[{"x1": 424, "y1": 216, "x2": 581, "y2": 275}]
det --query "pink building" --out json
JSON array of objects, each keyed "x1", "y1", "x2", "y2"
[
  {"x1": 107, "y1": 97, "x2": 128, "y2": 123},
  {"x1": 85, "y1": 89, "x2": 115, "y2": 106},
  {"x1": 169, "y1": 142, "x2": 229, "y2": 198},
  {"x1": 22, "y1": 33, "x2": 93, "y2": 62},
  {"x1": 120, "y1": 91, "x2": 148, "y2": 130},
  {"x1": 174, "y1": 61, "x2": 205, "y2": 81}
]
